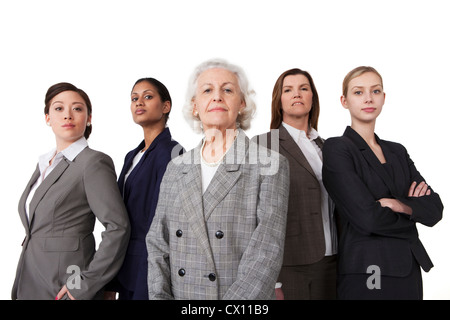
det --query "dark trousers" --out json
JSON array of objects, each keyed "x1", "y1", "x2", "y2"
[
  {"x1": 337, "y1": 257, "x2": 423, "y2": 300},
  {"x1": 279, "y1": 255, "x2": 337, "y2": 300}
]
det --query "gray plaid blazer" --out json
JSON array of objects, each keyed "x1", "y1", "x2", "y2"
[{"x1": 146, "y1": 130, "x2": 289, "y2": 300}]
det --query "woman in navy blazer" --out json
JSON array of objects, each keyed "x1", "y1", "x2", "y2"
[
  {"x1": 322, "y1": 66, "x2": 443, "y2": 299},
  {"x1": 105, "y1": 78, "x2": 183, "y2": 300}
]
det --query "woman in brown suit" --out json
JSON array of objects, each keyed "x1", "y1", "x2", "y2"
[{"x1": 255, "y1": 68, "x2": 337, "y2": 299}]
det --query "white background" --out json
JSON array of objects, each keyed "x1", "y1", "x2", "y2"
[{"x1": 0, "y1": 0, "x2": 448, "y2": 299}]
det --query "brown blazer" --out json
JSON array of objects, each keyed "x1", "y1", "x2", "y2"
[{"x1": 254, "y1": 126, "x2": 336, "y2": 266}]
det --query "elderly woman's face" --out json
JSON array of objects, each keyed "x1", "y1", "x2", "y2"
[{"x1": 193, "y1": 68, "x2": 245, "y2": 132}]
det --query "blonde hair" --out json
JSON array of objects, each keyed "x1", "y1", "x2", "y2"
[
  {"x1": 342, "y1": 66, "x2": 383, "y2": 97},
  {"x1": 182, "y1": 58, "x2": 256, "y2": 133}
]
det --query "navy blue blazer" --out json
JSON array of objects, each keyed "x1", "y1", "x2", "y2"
[
  {"x1": 322, "y1": 126, "x2": 443, "y2": 277},
  {"x1": 113, "y1": 127, "x2": 183, "y2": 299}
]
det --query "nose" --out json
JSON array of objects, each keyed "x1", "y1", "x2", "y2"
[
  {"x1": 364, "y1": 92, "x2": 373, "y2": 103},
  {"x1": 64, "y1": 109, "x2": 73, "y2": 120},
  {"x1": 213, "y1": 89, "x2": 223, "y2": 102},
  {"x1": 293, "y1": 88, "x2": 302, "y2": 98},
  {"x1": 136, "y1": 96, "x2": 144, "y2": 106}
]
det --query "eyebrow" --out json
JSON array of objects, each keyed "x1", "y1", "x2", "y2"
[
  {"x1": 200, "y1": 82, "x2": 236, "y2": 87},
  {"x1": 351, "y1": 84, "x2": 382, "y2": 90},
  {"x1": 131, "y1": 89, "x2": 155, "y2": 95},
  {"x1": 282, "y1": 83, "x2": 310, "y2": 88},
  {"x1": 51, "y1": 100, "x2": 85, "y2": 106}
]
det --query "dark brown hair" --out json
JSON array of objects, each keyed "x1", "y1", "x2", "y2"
[
  {"x1": 270, "y1": 68, "x2": 320, "y2": 130},
  {"x1": 45, "y1": 82, "x2": 93, "y2": 139}
]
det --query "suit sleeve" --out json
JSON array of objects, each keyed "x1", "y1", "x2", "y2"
[
  {"x1": 72, "y1": 153, "x2": 130, "y2": 300},
  {"x1": 322, "y1": 138, "x2": 417, "y2": 239},
  {"x1": 223, "y1": 153, "x2": 289, "y2": 300},
  {"x1": 395, "y1": 146, "x2": 443, "y2": 227}
]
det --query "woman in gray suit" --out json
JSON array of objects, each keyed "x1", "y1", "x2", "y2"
[
  {"x1": 12, "y1": 82, "x2": 130, "y2": 300},
  {"x1": 146, "y1": 59, "x2": 290, "y2": 300}
]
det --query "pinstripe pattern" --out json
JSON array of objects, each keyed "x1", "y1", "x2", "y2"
[{"x1": 146, "y1": 130, "x2": 289, "y2": 300}]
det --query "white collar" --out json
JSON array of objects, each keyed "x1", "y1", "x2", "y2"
[
  {"x1": 282, "y1": 121, "x2": 319, "y2": 141},
  {"x1": 38, "y1": 137, "x2": 88, "y2": 172}
]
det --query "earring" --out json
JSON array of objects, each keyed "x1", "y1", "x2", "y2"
[
  {"x1": 87, "y1": 122, "x2": 91, "y2": 127},
  {"x1": 46, "y1": 122, "x2": 51, "y2": 126},
  {"x1": 193, "y1": 111, "x2": 198, "y2": 117}
]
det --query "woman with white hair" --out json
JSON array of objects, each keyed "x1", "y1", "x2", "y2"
[{"x1": 146, "y1": 58, "x2": 290, "y2": 299}]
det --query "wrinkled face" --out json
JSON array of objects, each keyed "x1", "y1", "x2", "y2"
[
  {"x1": 281, "y1": 74, "x2": 313, "y2": 121},
  {"x1": 192, "y1": 68, "x2": 245, "y2": 132},
  {"x1": 341, "y1": 72, "x2": 385, "y2": 124},
  {"x1": 45, "y1": 90, "x2": 91, "y2": 150},
  {"x1": 130, "y1": 81, "x2": 170, "y2": 127}
]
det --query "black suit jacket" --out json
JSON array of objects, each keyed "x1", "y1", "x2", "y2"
[{"x1": 322, "y1": 126, "x2": 443, "y2": 277}]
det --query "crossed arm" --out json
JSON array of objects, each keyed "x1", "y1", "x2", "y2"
[{"x1": 378, "y1": 181, "x2": 430, "y2": 215}]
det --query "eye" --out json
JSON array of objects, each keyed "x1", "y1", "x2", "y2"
[
  {"x1": 354, "y1": 90, "x2": 362, "y2": 95},
  {"x1": 224, "y1": 88, "x2": 233, "y2": 93},
  {"x1": 145, "y1": 95, "x2": 153, "y2": 100},
  {"x1": 301, "y1": 87, "x2": 309, "y2": 91},
  {"x1": 283, "y1": 88, "x2": 291, "y2": 93},
  {"x1": 73, "y1": 107, "x2": 83, "y2": 112},
  {"x1": 203, "y1": 88, "x2": 211, "y2": 93},
  {"x1": 54, "y1": 106, "x2": 63, "y2": 111},
  {"x1": 373, "y1": 89, "x2": 381, "y2": 94},
  {"x1": 131, "y1": 97, "x2": 138, "y2": 102}
]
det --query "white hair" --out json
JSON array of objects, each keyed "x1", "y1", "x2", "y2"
[{"x1": 182, "y1": 58, "x2": 256, "y2": 133}]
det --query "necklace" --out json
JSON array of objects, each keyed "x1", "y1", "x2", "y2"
[{"x1": 200, "y1": 130, "x2": 239, "y2": 167}]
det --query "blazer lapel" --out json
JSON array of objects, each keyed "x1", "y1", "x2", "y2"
[
  {"x1": 179, "y1": 146, "x2": 214, "y2": 265},
  {"x1": 28, "y1": 158, "x2": 70, "y2": 226},
  {"x1": 344, "y1": 126, "x2": 398, "y2": 196},
  {"x1": 202, "y1": 131, "x2": 245, "y2": 220},
  {"x1": 18, "y1": 165, "x2": 41, "y2": 231},
  {"x1": 279, "y1": 125, "x2": 317, "y2": 179}
]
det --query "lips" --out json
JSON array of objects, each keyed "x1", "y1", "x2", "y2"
[
  {"x1": 292, "y1": 101, "x2": 304, "y2": 106},
  {"x1": 362, "y1": 108, "x2": 376, "y2": 113},
  {"x1": 62, "y1": 123, "x2": 75, "y2": 128},
  {"x1": 135, "y1": 108, "x2": 145, "y2": 115},
  {"x1": 208, "y1": 106, "x2": 227, "y2": 112}
]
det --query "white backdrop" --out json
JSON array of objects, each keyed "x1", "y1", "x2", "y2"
[{"x1": 1, "y1": 0, "x2": 448, "y2": 299}]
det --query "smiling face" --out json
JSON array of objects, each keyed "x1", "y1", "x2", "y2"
[
  {"x1": 280, "y1": 74, "x2": 313, "y2": 124},
  {"x1": 130, "y1": 81, "x2": 170, "y2": 128},
  {"x1": 341, "y1": 71, "x2": 385, "y2": 125},
  {"x1": 192, "y1": 68, "x2": 245, "y2": 132},
  {"x1": 45, "y1": 90, "x2": 91, "y2": 151}
]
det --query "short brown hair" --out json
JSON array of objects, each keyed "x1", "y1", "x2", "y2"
[
  {"x1": 44, "y1": 82, "x2": 93, "y2": 139},
  {"x1": 270, "y1": 68, "x2": 320, "y2": 130}
]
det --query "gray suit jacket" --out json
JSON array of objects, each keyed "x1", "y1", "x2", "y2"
[
  {"x1": 146, "y1": 130, "x2": 289, "y2": 300},
  {"x1": 12, "y1": 147, "x2": 130, "y2": 300}
]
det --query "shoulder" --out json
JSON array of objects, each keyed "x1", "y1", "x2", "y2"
[
  {"x1": 74, "y1": 147, "x2": 115, "y2": 170},
  {"x1": 323, "y1": 135, "x2": 353, "y2": 152}
]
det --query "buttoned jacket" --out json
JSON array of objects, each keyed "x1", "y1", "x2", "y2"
[{"x1": 146, "y1": 130, "x2": 289, "y2": 300}]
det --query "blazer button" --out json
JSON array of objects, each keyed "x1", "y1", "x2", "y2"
[
  {"x1": 208, "y1": 273, "x2": 216, "y2": 282},
  {"x1": 176, "y1": 229, "x2": 183, "y2": 237},
  {"x1": 215, "y1": 230, "x2": 224, "y2": 239},
  {"x1": 178, "y1": 268, "x2": 186, "y2": 277}
]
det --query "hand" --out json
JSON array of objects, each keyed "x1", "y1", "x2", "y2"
[
  {"x1": 378, "y1": 198, "x2": 412, "y2": 215},
  {"x1": 56, "y1": 285, "x2": 76, "y2": 300},
  {"x1": 408, "y1": 181, "x2": 431, "y2": 197},
  {"x1": 104, "y1": 291, "x2": 117, "y2": 300},
  {"x1": 275, "y1": 287, "x2": 284, "y2": 300}
]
